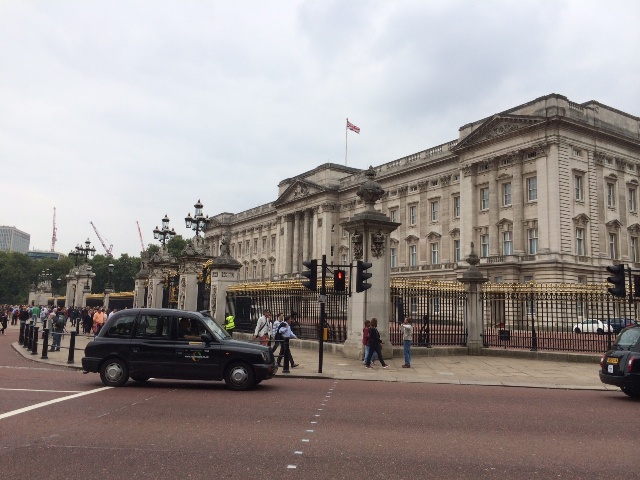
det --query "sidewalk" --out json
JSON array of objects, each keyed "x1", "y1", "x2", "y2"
[{"x1": 9, "y1": 324, "x2": 613, "y2": 391}]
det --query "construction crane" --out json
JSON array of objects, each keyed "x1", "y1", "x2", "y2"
[
  {"x1": 90, "y1": 221, "x2": 114, "y2": 257},
  {"x1": 51, "y1": 207, "x2": 57, "y2": 252},
  {"x1": 136, "y1": 221, "x2": 146, "y2": 252}
]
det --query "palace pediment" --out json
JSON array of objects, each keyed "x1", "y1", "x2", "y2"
[
  {"x1": 274, "y1": 179, "x2": 327, "y2": 207},
  {"x1": 454, "y1": 114, "x2": 545, "y2": 150}
]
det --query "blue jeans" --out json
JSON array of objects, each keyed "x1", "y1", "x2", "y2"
[
  {"x1": 403, "y1": 340, "x2": 411, "y2": 366},
  {"x1": 363, "y1": 345, "x2": 378, "y2": 363},
  {"x1": 52, "y1": 331, "x2": 62, "y2": 350}
]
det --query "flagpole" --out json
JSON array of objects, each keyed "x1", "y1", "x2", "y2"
[{"x1": 345, "y1": 118, "x2": 348, "y2": 166}]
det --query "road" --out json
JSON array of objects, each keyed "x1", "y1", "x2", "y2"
[{"x1": 0, "y1": 333, "x2": 637, "y2": 479}]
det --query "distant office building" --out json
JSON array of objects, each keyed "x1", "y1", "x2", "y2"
[
  {"x1": 0, "y1": 226, "x2": 30, "y2": 253},
  {"x1": 26, "y1": 250, "x2": 65, "y2": 260}
]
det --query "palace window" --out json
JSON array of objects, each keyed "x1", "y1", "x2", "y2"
[
  {"x1": 480, "y1": 188, "x2": 489, "y2": 211},
  {"x1": 502, "y1": 231, "x2": 513, "y2": 255},
  {"x1": 430, "y1": 200, "x2": 439, "y2": 222},
  {"x1": 528, "y1": 228, "x2": 538, "y2": 255},
  {"x1": 253, "y1": 239, "x2": 258, "y2": 254},
  {"x1": 629, "y1": 187, "x2": 637, "y2": 213},
  {"x1": 341, "y1": 254, "x2": 347, "y2": 265},
  {"x1": 453, "y1": 195, "x2": 461, "y2": 218},
  {"x1": 262, "y1": 237, "x2": 267, "y2": 252},
  {"x1": 480, "y1": 234, "x2": 489, "y2": 258},
  {"x1": 409, "y1": 245, "x2": 417, "y2": 266},
  {"x1": 607, "y1": 182, "x2": 616, "y2": 208},
  {"x1": 609, "y1": 233, "x2": 618, "y2": 259},
  {"x1": 271, "y1": 235, "x2": 276, "y2": 251},
  {"x1": 389, "y1": 209, "x2": 398, "y2": 223},
  {"x1": 572, "y1": 147, "x2": 582, "y2": 157},
  {"x1": 252, "y1": 265, "x2": 257, "y2": 280},
  {"x1": 526, "y1": 176, "x2": 537, "y2": 202},
  {"x1": 576, "y1": 228, "x2": 585, "y2": 256},
  {"x1": 390, "y1": 247, "x2": 397, "y2": 268},
  {"x1": 574, "y1": 174, "x2": 584, "y2": 201},
  {"x1": 631, "y1": 236, "x2": 638, "y2": 263},
  {"x1": 409, "y1": 205, "x2": 417, "y2": 225},
  {"x1": 502, "y1": 182, "x2": 512, "y2": 207},
  {"x1": 454, "y1": 239, "x2": 461, "y2": 262},
  {"x1": 431, "y1": 242, "x2": 439, "y2": 265}
]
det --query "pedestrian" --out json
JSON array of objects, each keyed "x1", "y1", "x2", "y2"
[
  {"x1": 19, "y1": 306, "x2": 30, "y2": 326},
  {"x1": 365, "y1": 318, "x2": 389, "y2": 369},
  {"x1": 31, "y1": 305, "x2": 40, "y2": 323},
  {"x1": 82, "y1": 308, "x2": 93, "y2": 335},
  {"x1": 224, "y1": 312, "x2": 235, "y2": 336},
  {"x1": 362, "y1": 320, "x2": 378, "y2": 365},
  {"x1": 254, "y1": 309, "x2": 271, "y2": 346},
  {"x1": 275, "y1": 315, "x2": 299, "y2": 368},
  {"x1": 270, "y1": 313, "x2": 284, "y2": 357},
  {"x1": 50, "y1": 311, "x2": 65, "y2": 351},
  {"x1": 0, "y1": 308, "x2": 7, "y2": 335},
  {"x1": 401, "y1": 318, "x2": 413, "y2": 368},
  {"x1": 93, "y1": 307, "x2": 106, "y2": 336}
]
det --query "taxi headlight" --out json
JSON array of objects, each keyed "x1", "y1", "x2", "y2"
[{"x1": 261, "y1": 351, "x2": 270, "y2": 363}]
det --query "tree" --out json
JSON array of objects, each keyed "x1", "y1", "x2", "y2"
[{"x1": 167, "y1": 235, "x2": 187, "y2": 258}]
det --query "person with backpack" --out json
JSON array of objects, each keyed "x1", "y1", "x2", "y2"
[
  {"x1": 254, "y1": 309, "x2": 271, "y2": 346},
  {"x1": 275, "y1": 315, "x2": 298, "y2": 368},
  {"x1": 50, "y1": 312, "x2": 66, "y2": 351}
]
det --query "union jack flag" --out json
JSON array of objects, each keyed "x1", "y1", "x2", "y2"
[{"x1": 346, "y1": 120, "x2": 360, "y2": 134}]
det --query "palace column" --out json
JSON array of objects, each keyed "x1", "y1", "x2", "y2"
[
  {"x1": 292, "y1": 211, "x2": 300, "y2": 274},
  {"x1": 303, "y1": 209, "x2": 311, "y2": 262}
]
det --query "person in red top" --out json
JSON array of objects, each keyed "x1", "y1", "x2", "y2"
[{"x1": 362, "y1": 320, "x2": 377, "y2": 365}]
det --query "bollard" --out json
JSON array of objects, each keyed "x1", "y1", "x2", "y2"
[
  {"x1": 18, "y1": 322, "x2": 25, "y2": 345},
  {"x1": 67, "y1": 331, "x2": 76, "y2": 364},
  {"x1": 282, "y1": 337, "x2": 290, "y2": 373},
  {"x1": 41, "y1": 328, "x2": 50, "y2": 359},
  {"x1": 31, "y1": 326, "x2": 39, "y2": 355},
  {"x1": 75, "y1": 319, "x2": 80, "y2": 335},
  {"x1": 24, "y1": 324, "x2": 32, "y2": 350}
]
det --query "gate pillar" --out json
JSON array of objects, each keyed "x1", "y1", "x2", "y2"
[
  {"x1": 210, "y1": 231, "x2": 241, "y2": 325},
  {"x1": 340, "y1": 167, "x2": 400, "y2": 360},
  {"x1": 458, "y1": 243, "x2": 488, "y2": 354}
]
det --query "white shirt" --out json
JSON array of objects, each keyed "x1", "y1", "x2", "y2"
[{"x1": 255, "y1": 315, "x2": 271, "y2": 337}]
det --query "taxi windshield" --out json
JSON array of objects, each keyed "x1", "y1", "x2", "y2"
[
  {"x1": 616, "y1": 328, "x2": 640, "y2": 348},
  {"x1": 203, "y1": 316, "x2": 231, "y2": 341}
]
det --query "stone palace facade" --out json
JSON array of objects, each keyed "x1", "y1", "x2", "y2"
[{"x1": 202, "y1": 94, "x2": 640, "y2": 285}]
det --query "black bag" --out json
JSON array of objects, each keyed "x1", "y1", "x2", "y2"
[
  {"x1": 55, "y1": 316, "x2": 65, "y2": 330},
  {"x1": 275, "y1": 322, "x2": 287, "y2": 340}
]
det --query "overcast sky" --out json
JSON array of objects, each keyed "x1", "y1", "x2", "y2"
[{"x1": 1, "y1": 0, "x2": 639, "y2": 258}]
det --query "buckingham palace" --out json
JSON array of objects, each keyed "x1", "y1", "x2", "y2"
[{"x1": 201, "y1": 93, "x2": 640, "y2": 285}]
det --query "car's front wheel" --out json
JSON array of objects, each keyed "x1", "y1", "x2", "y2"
[
  {"x1": 100, "y1": 358, "x2": 129, "y2": 387},
  {"x1": 574, "y1": 327, "x2": 581, "y2": 334},
  {"x1": 621, "y1": 386, "x2": 640, "y2": 398},
  {"x1": 224, "y1": 361, "x2": 255, "y2": 391}
]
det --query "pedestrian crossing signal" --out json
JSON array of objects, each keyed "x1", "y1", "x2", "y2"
[{"x1": 333, "y1": 269, "x2": 346, "y2": 292}]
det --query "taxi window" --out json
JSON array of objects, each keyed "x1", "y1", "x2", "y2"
[
  {"x1": 177, "y1": 317, "x2": 207, "y2": 341},
  {"x1": 616, "y1": 328, "x2": 640, "y2": 347},
  {"x1": 135, "y1": 315, "x2": 171, "y2": 339},
  {"x1": 105, "y1": 314, "x2": 136, "y2": 338}
]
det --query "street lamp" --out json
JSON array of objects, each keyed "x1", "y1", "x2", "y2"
[
  {"x1": 105, "y1": 263, "x2": 115, "y2": 291},
  {"x1": 185, "y1": 199, "x2": 210, "y2": 237},
  {"x1": 153, "y1": 214, "x2": 176, "y2": 246},
  {"x1": 76, "y1": 238, "x2": 97, "y2": 263}
]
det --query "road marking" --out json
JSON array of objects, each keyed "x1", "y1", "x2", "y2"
[
  {"x1": 0, "y1": 388, "x2": 84, "y2": 393},
  {"x1": 0, "y1": 387, "x2": 112, "y2": 420}
]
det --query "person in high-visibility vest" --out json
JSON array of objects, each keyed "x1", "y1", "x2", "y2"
[{"x1": 225, "y1": 313, "x2": 235, "y2": 336}]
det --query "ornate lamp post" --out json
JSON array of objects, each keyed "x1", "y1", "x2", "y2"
[
  {"x1": 153, "y1": 214, "x2": 176, "y2": 246},
  {"x1": 185, "y1": 199, "x2": 210, "y2": 237},
  {"x1": 76, "y1": 238, "x2": 97, "y2": 263},
  {"x1": 105, "y1": 263, "x2": 115, "y2": 292}
]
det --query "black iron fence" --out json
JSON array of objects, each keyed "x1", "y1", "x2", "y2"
[
  {"x1": 482, "y1": 283, "x2": 638, "y2": 353},
  {"x1": 226, "y1": 279, "x2": 349, "y2": 343},
  {"x1": 390, "y1": 279, "x2": 467, "y2": 347}
]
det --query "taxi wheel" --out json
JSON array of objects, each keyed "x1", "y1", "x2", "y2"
[
  {"x1": 621, "y1": 386, "x2": 640, "y2": 398},
  {"x1": 574, "y1": 327, "x2": 581, "y2": 334},
  {"x1": 224, "y1": 361, "x2": 255, "y2": 391},
  {"x1": 100, "y1": 358, "x2": 129, "y2": 387}
]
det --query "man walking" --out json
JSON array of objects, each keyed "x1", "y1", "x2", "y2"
[{"x1": 401, "y1": 318, "x2": 413, "y2": 368}]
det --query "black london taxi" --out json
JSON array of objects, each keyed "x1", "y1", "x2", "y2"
[
  {"x1": 82, "y1": 308, "x2": 277, "y2": 390},
  {"x1": 599, "y1": 324, "x2": 640, "y2": 398}
]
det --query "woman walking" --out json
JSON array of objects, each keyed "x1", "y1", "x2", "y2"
[{"x1": 365, "y1": 318, "x2": 389, "y2": 369}]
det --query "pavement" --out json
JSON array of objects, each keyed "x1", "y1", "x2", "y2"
[{"x1": 8, "y1": 322, "x2": 615, "y2": 391}]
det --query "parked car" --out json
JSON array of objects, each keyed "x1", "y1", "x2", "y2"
[
  {"x1": 572, "y1": 319, "x2": 611, "y2": 334},
  {"x1": 599, "y1": 324, "x2": 640, "y2": 397},
  {"x1": 81, "y1": 308, "x2": 277, "y2": 390},
  {"x1": 608, "y1": 318, "x2": 638, "y2": 334}
]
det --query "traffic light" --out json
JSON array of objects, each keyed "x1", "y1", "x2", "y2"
[
  {"x1": 606, "y1": 264, "x2": 626, "y2": 298},
  {"x1": 301, "y1": 259, "x2": 317, "y2": 291},
  {"x1": 355, "y1": 260, "x2": 372, "y2": 293},
  {"x1": 333, "y1": 269, "x2": 346, "y2": 292}
]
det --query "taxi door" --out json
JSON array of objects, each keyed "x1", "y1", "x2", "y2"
[
  {"x1": 129, "y1": 314, "x2": 175, "y2": 378},
  {"x1": 174, "y1": 316, "x2": 222, "y2": 380}
]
